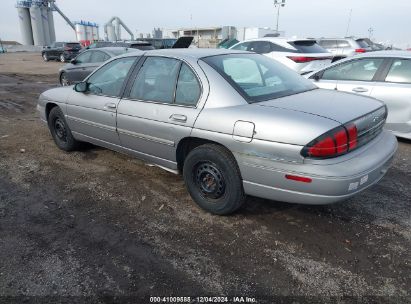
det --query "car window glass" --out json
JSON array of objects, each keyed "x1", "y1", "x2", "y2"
[
  {"x1": 318, "y1": 40, "x2": 337, "y2": 48},
  {"x1": 337, "y1": 40, "x2": 350, "y2": 48},
  {"x1": 385, "y1": 59, "x2": 411, "y2": 83},
  {"x1": 289, "y1": 41, "x2": 327, "y2": 53},
  {"x1": 129, "y1": 57, "x2": 180, "y2": 103},
  {"x1": 203, "y1": 54, "x2": 316, "y2": 103},
  {"x1": 55, "y1": 42, "x2": 63, "y2": 48},
  {"x1": 90, "y1": 51, "x2": 108, "y2": 63},
  {"x1": 75, "y1": 51, "x2": 92, "y2": 64},
  {"x1": 87, "y1": 57, "x2": 136, "y2": 97},
  {"x1": 175, "y1": 63, "x2": 201, "y2": 106},
  {"x1": 249, "y1": 41, "x2": 272, "y2": 54},
  {"x1": 322, "y1": 58, "x2": 384, "y2": 81},
  {"x1": 231, "y1": 42, "x2": 250, "y2": 51}
]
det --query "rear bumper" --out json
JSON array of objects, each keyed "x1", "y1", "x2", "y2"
[{"x1": 239, "y1": 130, "x2": 397, "y2": 205}]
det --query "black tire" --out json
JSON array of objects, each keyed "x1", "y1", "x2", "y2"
[
  {"x1": 48, "y1": 106, "x2": 80, "y2": 151},
  {"x1": 183, "y1": 144, "x2": 245, "y2": 215},
  {"x1": 60, "y1": 54, "x2": 66, "y2": 63},
  {"x1": 42, "y1": 53, "x2": 49, "y2": 62},
  {"x1": 60, "y1": 72, "x2": 70, "y2": 86}
]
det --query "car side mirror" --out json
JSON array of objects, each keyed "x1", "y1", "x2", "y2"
[
  {"x1": 314, "y1": 74, "x2": 321, "y2": 82},
  {"x1": 74, "y1": 82, "x2": 88, "y2": 93},
  {"x1": 70, "y1": 59, "x2": 77, "y2": 64}
]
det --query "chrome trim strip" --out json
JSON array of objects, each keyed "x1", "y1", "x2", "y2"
[
  {"x1": 66, "y1": 115, "x2": 116, "y2": 132},
  {"x1": 117, "y1": 128, "x2": 175, "y2": 147}
]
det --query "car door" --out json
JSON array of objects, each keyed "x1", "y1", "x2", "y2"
[
  {"x1": 117, "y1": 56, "x2": 203, "y2": 169},
  {"x1": 316, "y1": 58, "x2": 385, "y2": 94},
  {"x1": 370, "y1": 58, "x2": 411, "y2": 134},
  {"x1": 83, "y1": 50, "x2": 110, "y2": 79},
  {"x1": 66, "y1": 56, "x2": 137, "y2": 146},
  {"x1": 66, "y1": 51, "x2": 93, "y2": 83}
]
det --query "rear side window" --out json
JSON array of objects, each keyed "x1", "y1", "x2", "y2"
[
  {"x1": 175, "y1": 63, "x2": 201, "y2": 106},
  {"x1": 129, "y1": 57, "x2": 180, "y2": 103},
  {"x1": 66, "y1": 43, "x2": 81, "y2": 48},
  {"x1": 249, "y1": 41, "x2": 272, "y2": 54},
  {"x1": 288, "y1": 41, "x2": 327, "y2": 53},
  {"x1": 337, "y1": 40, "x2": 350, "y2": 48},
  {"x1": 322, "y1": 58, "x2": 384, "y2": 81},
  {"x1": 75, "y1": 51, "x2": 92, "y2": 64},
  {"x1": 318, "y1": 40, "x2": 337, "y2": 48},
  {"x1": 231, "y1": 42, "x2": 251, "y2": 51},
  {"x1": 385, "y1": 59, "x2": 411, "y2": 83},
  {"x1": 356, "y1": 40, "x2": 370, "y2": 48},
  {"x1": 90, "y1": 51, "x2": 109, "y2": 63}
]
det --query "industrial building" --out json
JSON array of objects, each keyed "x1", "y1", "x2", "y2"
[
  {"x1": 16, "y1": 0, "x2": 99, "y2": 46},
  {"x1": 163, "y1": 26, "x2": 284, "y2": 48}
]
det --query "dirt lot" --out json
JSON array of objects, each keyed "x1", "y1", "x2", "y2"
[{"x1": 0, "y1": 52, "x2": 410, "y2": 303}]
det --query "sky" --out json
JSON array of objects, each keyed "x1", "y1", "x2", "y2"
[{"x1": 1, "y1": 0, "x2": 410, "y2": 48}]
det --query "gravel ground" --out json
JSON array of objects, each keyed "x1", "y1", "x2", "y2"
[{"x1": 0, "y1": 52, "x2": 410, "y2": 303}]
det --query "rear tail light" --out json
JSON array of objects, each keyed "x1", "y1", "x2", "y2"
[
  {"x1": 301, "y1": 106, "x2": 387, "y2": 159},
  {"x1": 287, "y1": 56, "x2": 332, "y2": 63},
  {"x1": 355, "y1": 48, "x2": 366, "y2": 53}
]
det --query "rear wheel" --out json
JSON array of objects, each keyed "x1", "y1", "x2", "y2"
[
  {"x1": 183, "y1": 144, "x2": 245, "y2": 215},
  {"x1": 48, "y1": 106, "x2": 80, "y2": 151},
  {"x1": 60, "y1": 54, "x2": 66, "y2": 63},
  {"x1": 42, "y1": 53, "x2": 49, "y2": 62},
  {"x1": 60, "y1": 72, "x2": 70, "y2": 86}
]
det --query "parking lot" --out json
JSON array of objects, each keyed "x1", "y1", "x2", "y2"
[{"x1": 0, "y1": 52, "x2": 410, "y2": 302}]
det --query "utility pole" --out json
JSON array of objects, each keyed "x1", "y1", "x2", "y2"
[
  {"x1": 274, "y1": 0, "x2": 286, "y2": 33},
  {"x1": 368, "y1": 27, "x2": 374, "y2": 40},
  {"x1": 345, "y1": 9, "x2": 353, "y2": 37}
]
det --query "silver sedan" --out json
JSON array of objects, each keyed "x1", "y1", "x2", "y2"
[
  {"x1": 307, "y1": 51, "x2": 411, "y2": 139},
  {"x1": 37, "y1": 49, "x2": 397, "y2": 215}
]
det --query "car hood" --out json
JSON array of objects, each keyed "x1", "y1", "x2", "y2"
[
  {"x1": 40, "y1": 86, "x2": 73, "y2": 102},
  {"x1": 254, "y1": 89, "x2": 383, "y2": 124}
]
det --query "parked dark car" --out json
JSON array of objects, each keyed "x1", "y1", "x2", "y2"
[
  {"x1": 81, "y1": 41, "x2": 155, "y2": 52},
  {"x1": 58, "y1": 47, "x2": 136, "y2": 86},
  {"x1": 42, "y1": 42, "x2": 82, "y2": 62}
]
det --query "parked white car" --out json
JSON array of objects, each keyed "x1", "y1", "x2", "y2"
[{"x1": 230, "y1": 37, "x2": 332, "y2": 74}]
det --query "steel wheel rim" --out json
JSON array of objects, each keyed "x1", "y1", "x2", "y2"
[
  {"x1": 61, "y1": 74, "x2": 69, "y2": 86},
  {"x1": 194, "y1": 161, "x2": 225, "y2": 200},
  {"x1": 54, "y1": 118, "x2": 67, "y2": 142},
  {"x1": 43, "y1": 54, "x2": 47, "y2": 60},
  {"x1": 60, "y1": 55, "x2": 65, "y2": 62}
]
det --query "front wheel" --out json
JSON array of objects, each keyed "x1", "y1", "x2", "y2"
[
  {"x1": 183, "y1": 144, "x2": 245, "y2": 215},
  {"x1": 43, "y1": 53, "x2": 49, "y2": 62},
  {"x1": 60, "y1": 54, "x2": 66, "y2": 63},
  {"x1": 60, "y1": 72, "x2": 70, "y2": 86},
  {"x1": 48, "y1": 106, "x2": 80, "y2": 151}
]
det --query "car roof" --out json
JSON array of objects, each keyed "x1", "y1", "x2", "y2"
[
  {"x1": 242, "y1": 37, "x2": 311, "y2": 43},
  {"x1": 95, "y1": 47, "x2": 130, "y2": 53},
  {"x1": 117, "y1": 48, "x2": 249, "y2": 60},
  {"x1": 353, "y1": 50, "x2": 411, "y2": 58}
]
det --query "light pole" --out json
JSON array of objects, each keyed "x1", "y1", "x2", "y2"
[{"x1": 274, "y1": 0, "x2": 286, "y2": 33}]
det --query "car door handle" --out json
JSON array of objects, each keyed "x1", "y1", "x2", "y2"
[
  {"x1": 105, "y1": 103, "x2": 117, "y2": 109},
  {"x1": 352, "y1": 87, "x2": 368, "y2": 93},
  {"x1": 170, "y1": 114, "x2": 187, "y2": 122}
]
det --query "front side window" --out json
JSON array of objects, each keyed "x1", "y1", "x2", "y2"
[
  {"x1": 87, "y1": 57, "x2": 136, "y2": 97},
  {"x1": 322, "y1": 58, "x2": 384, "y2": 81},
  {"x1": 203, "y1": 54, "x2": 316, "y2": 103},
  {"x1": 129, "y1": 57, "x2": 180, "y2": 103},
  {"x1": 385, "y1": 59, "x2": 411, "y2": 83},
  {"x1": 231, "y1": 42, "x2": 251, "y2": 51}
]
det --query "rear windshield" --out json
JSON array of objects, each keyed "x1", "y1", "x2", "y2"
[
  {"x1": 203, "y1": 54, "x2": 316, "y2": 103},
  {"x1": 130, "y1": 44, "x2": 155, "y2": 50},
  {"x1": 356, "y1": 40, "x2": 370, "y2": 48},
  {"x1": 109, "y1": 48, "x2": 131, "y2": 56},
  {"x1": 66, "y1": 43, "x2": 81, "y2": 48},
  {"x1": 288, "y1": 40, "x2": 328, "y2": 53}
]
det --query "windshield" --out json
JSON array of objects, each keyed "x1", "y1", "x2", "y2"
[
  {"x1": 288, "y1": 40, "x2": 328, "y2": 53},
  {"x1": 203, "y1": 54, "x2": 317, "y2": 103}
]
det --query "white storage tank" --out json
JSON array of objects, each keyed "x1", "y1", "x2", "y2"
[
  {"x1": 92, "y1": 25, "x2": 99, "y2": 42},
  {"x1": 106, "y1": 24, "x2": 116, "y2": 41},
  {"x1": 75, "y1": 22, "x2": 87, "y2": 43},
  {"x1": 16, "y1": 2, "x2": 34, "y2": 46},
  {"x1": 29, "y1": 2, "x2": 46, "y2": 46},
  {"x1": 41, "y1": 6, "x2": 50, "y2": 45}
]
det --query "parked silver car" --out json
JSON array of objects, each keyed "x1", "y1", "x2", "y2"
[
  {"x1": 316, "y1": 38, "x2": 373, "y2": 61},
  {"x1": 307, "y1": 51, "x2": 411, "y2": 139},
  {"x1": 37, "y1": 49, "x2": 397, "y2": 215}
]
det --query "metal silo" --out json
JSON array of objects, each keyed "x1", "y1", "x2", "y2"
[
  {"x1": 41, "y1": 5, "x2": 51, "y2": 45},
  {"x1": 30, "y1": 1, "x2": 46, "y2": 46},
  {"x1": 85, "y1": 23, "x2": 93, "y2": 44},
  {"x1": 106, "y1": 24, "x2": 116, "y2": 41},
  {"x1": 75, "y1": 22, "x2": 87, "y2": 43},
  {"x1": 47, "y1": 6, "x2": 56, "y2": 43},
  {"x1": 16, "y1": 1, "x2": 34, "y2": 45},
  {"x1": 91, "y1": 25, "x2": 99, "y2": 42}
]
